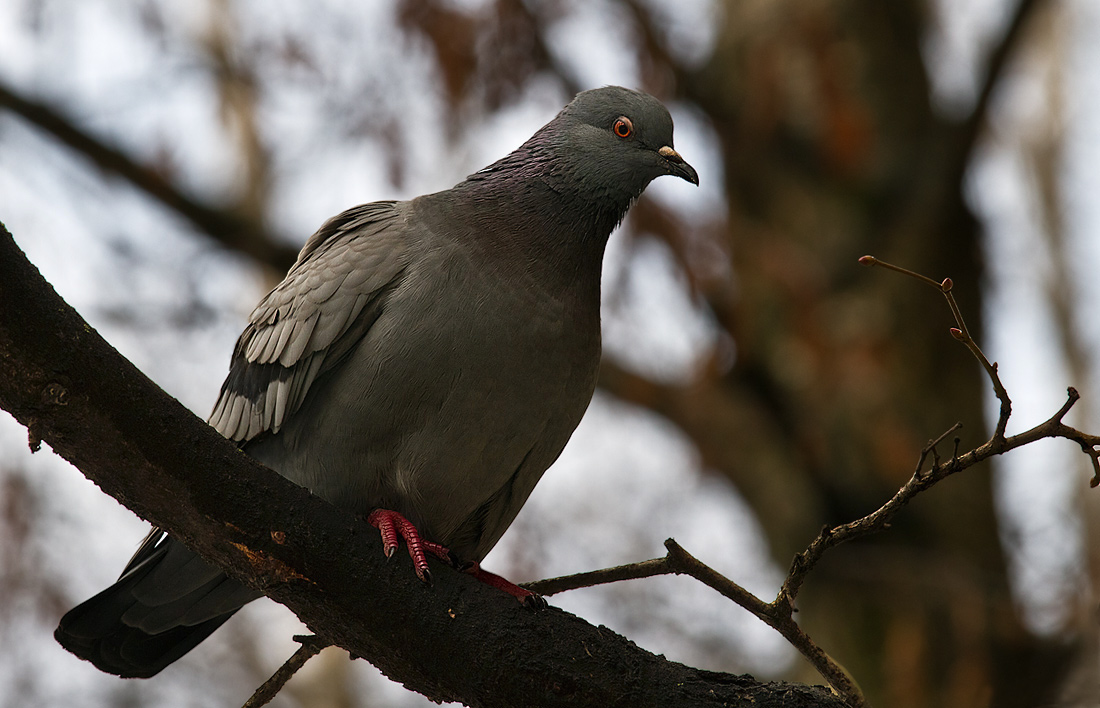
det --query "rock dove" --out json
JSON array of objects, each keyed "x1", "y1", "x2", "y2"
[{"x1": 55, "y1": 85, "x2": 698, "y2": 678}]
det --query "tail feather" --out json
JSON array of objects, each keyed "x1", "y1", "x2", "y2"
[{"x1": 55, "y1": 532, "x2": 260, "y2": 678}]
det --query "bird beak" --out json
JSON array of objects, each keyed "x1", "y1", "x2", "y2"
[{"x1": 658, "y1": 146, "x2": 699, "y2": 185}]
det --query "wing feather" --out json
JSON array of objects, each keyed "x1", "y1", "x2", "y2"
[
  {"x1": 270, "y1": 314, "x2": 297, "y2": 364},
  {"x1": 209, "y1": 201, "x2": 408, "y2": 442},
  {"x1": 273, "y1": 378, "x2": 291, "y2": 431},
  {"x1": 224, "y1": 395, "x2": 246, "y2": 441},
  {"x1": 278, "y1": 310, "x2": 320, "y2": 366},
  {"x1": 246, "y1": 325, "x2": 278, "y2": 365}
]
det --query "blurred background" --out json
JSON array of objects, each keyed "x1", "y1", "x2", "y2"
[{"x1": 0, "y1": 0, "x2": 1097, "y2": 706}]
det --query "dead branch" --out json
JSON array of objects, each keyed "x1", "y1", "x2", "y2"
[
  {"x1": 525, "y1": 538, "x2": 865, "y2": 708},
  {"x1": 525, "y1": 256, "x2": 1100, "y2": 708},
  {"x1": 242, "y1": 635, "x2": 330, "y2": 708}
]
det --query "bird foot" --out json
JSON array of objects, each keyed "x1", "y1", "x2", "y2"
[
  {"x1": 365, "y1": 509, "x2": 544, "y2": 607},
  {"x1": 366, "y1": 509, "x2": 451, "y2": 584},
  {"x1": 459, "y1": 561, "x2": 547, "y2": 609}
]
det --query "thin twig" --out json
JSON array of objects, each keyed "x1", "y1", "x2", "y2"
[
  {"x1": 241, "y1": 635, "x2": 331, "y2": 708},
  {"x1": 523, "y1": 557, "x2": 672, "y2": 596},
  {"x1": 914, "y1": 422, "x2": 963, "y2": 477},
  {"x1": 783, "y1": 259, "x2": 1100, "y2": 606},
  {"x1": 527, "y1": 257, "x2": 1100, "y2": 708},
  {"x1": 525, "y1": 539, "x2": 866, "y2": 707},
  {"x1": 663, "y1": 540, "x2": 866, "y2": 705},
  {"x1": 661, "y1": 540, "x2": 771, "y2": 619},
  {"x1": 856, "y1": 256, "x2": 942, "y2": 289},
  {"x1": 860, "y1": 256, "x2": 1013, "y2": 438},
  {"x1": 524, "y1": 391, "x2": 1100, "y2": 708}
]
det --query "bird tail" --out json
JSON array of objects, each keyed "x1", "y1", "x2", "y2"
[{"x1": 54, "y1": 529, "x2": 261, "y2": 678}]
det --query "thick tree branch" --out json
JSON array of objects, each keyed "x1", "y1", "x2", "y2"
[{"x1": 0, "y1": 223, "x2": 845, "y2": 707}]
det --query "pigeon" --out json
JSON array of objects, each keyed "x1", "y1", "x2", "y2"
[{"x1": 55, "y1": 85, "x2": 698, "y2": 678}]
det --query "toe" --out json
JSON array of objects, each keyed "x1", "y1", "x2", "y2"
[{"x1": 522, "y1": 594, "x2": 548, "y2": 610}]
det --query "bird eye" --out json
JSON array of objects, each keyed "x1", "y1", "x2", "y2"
[{"x1": 612, "y1": 117, "x2": 633, "y2": 138}]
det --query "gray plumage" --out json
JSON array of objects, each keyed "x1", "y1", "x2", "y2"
[{"x1": 55, "y1": 86, "x2": 698, "y2": 678}]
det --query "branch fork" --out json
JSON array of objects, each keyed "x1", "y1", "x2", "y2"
[{"x1": 487, "y1": 256, "x2": 1100, "y2": 708}]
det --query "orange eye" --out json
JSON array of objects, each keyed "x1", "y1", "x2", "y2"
[{"x1": 613, "y1": 116, "x2": 633, "y2": 138}]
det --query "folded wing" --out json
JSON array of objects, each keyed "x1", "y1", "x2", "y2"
[{"x1": 209, "y1": 200, "x2": 409, "y2": 442}]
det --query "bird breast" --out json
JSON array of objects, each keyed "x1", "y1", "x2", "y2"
[{"x1": 247, "y1": 235, "x2": 601, "y2": 560}]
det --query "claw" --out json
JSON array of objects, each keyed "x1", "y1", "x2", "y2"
[
  {"x1": 364, "y1": 510, "x2": 542, "y2": 606},
  {"x1": 523, "y1": 594, "x2": 549, "y2": 610},
  {"x1": 462, "y1": 561, "x2": 545, "y2": 608},
  {"x1": 366, "y1": 509, "x2": 449, "y2": 584},
  {"x1": 368, "y1": 509, "x2": 401, "y2": 558}
]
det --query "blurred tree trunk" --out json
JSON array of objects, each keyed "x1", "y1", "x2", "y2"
[{"x1": 616, "y1": 1, "x2": 1071, "y2": 706}]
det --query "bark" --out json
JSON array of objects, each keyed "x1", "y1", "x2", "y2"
[{"x1": 0, "y1": 223, "x2": 847, "y2": 707}]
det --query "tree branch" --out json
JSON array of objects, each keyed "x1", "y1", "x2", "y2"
[
  {"x1": 0, "y1": 79, "x2": 298, "y2": 271},
  {"x1": 530, "y1": 256, "x2": 1100, "y2": 708},
  {"x1": 525, "y1": 539, "x2": 865, "y2": 708},
  {"x1": 0, "y1": 223, "x2": 846, "y2": 707},
  {"x1": 242, "y1": 635, "x2": 330, "y2": 708},
  {"x1": 956, "y1": 0, "x2": 1045, "y2": 177}
]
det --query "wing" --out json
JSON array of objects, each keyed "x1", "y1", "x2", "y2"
[{"x1": 209, "y1": 200, "x2": 409, "y2": 442}]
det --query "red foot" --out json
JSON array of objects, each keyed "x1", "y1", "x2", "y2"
[
  {"x1": 365, "y1": 509, "x2": 545, "y2": 607},
  {"x1": 462, "y1": 562, "x2": 547, "y2": 609},
  {"x1": 366, "y1": 509, "x2": 450, "y2": 583}
]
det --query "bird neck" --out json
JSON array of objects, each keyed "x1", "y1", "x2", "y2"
[{"x1": 427, "y1": 169, "x2": 625, "y2": 290}]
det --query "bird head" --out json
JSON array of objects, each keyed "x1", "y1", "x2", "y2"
[
  {"x1": 546, "y1": 86, "x2": 699, "y2": 202},
  {"x1": 461, "y1": 86, "x2": 698, "y2": 237}
]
